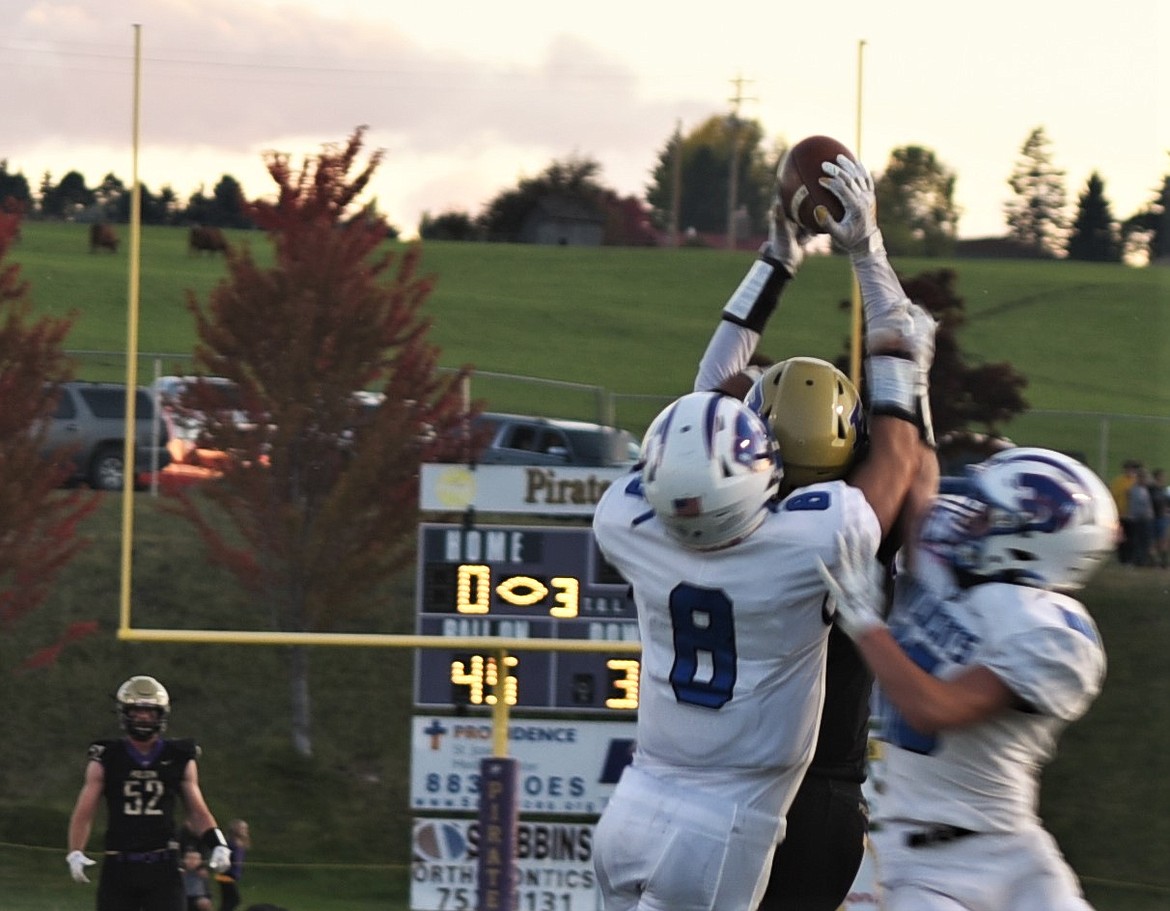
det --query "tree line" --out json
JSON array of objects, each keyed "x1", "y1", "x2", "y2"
[
  {"x1": 0, "y1": 164, "x2": 254, "y2": 231},
  {"x1": 3, "y1": 120, "x2": 1167, "y2": 263}
]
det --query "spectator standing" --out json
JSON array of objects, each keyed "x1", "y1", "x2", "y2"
[
  {"x1": 1108, "y1": 459, "x2": 1140, "y2": 563},
  {"x1": 183, "y1": 849, "x2": 213, "y2": 911},
  {"x1": 1127, "y1": 467, "x2": 1155, "y2": 566},
  {"x1": 1150, "y1": 468, "x2": 1169, "y2": 568},
  {"x1": 216, "y1": 819, "x2": 251, "y2": 911}
]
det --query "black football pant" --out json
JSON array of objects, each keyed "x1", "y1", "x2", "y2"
[
  {"x1": 758, "y1": 775, "x2": 868, "y2": 911},
  {"x1": 98, "y1": 856, "x2": 185, "y2": 911}
]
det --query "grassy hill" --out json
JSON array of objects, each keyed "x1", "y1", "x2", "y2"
[
  {"x1": 2, "y1": 223, "x2": 1169, "y2": 908},
  {"x1": 11, "y1": 221, "x2": 1170, "y2": 471}
]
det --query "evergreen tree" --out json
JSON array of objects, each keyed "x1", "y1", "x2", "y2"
[
  {"x1": 1067, "y1": 172, "x2": 1121, "y2": 262},
  {"x1": 167, "y1": 127, "x2": 473, "y2": 757},
  {"x1": 1123, "y1": 173, "x2": 1170, "y2": 264},
  {"x1": 1004, "y1": 126, "x2": 1067, "y2": 258}
]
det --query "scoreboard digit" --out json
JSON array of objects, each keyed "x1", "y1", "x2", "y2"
[{"x1": 414, "y1": 524, "x2": 640, "y2": 713}]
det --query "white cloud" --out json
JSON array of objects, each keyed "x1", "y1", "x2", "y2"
[{"x1": 2, "y1": 0, "x2": 1166, "y2": 239}]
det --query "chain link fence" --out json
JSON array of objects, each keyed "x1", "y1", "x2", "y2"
[{"x1": 70, "y1": 352, "x2": 1170, "y2": 480}]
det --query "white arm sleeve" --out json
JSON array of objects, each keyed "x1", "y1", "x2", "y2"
[
  {"x1": 853, "y1": 249, "x2": 911, "y2": 334},
  {"x1": 693, "y1": 321, "x2": 759, "y2": 393}
]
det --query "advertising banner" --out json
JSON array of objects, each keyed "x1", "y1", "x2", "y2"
[
  {"x1": 410, "y1": 717, "x2": 634, "y2": 815},
  {"x1": 411, "y1": 818, "x2": 600, "y2": 911}
]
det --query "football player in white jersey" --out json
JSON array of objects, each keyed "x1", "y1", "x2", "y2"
[
  {"x1": 591, "y1": 153, "x2": 936, "y2": 911},
  {"x1": 691, "y1": 151, "x2": 939, "y2": 911},
  {"x1": 817, "y1": 447, "x2": 1119, "y2": 910}
]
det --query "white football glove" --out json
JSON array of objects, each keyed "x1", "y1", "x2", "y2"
[
  {"x1": 765, "y1": 153, "x2": 813, "y2": 275},
  {"x1": 209, "y1": 845, "x2": 232, "y2": 874},
  {"x1": 815, "y1": 155, "x2": 884, "y2": 257},
  {"x1": 67, "y1": 849, "x2": 97, "y2": 883},
  {"x1": 816, "y1": 530, "x2": 887, "y2": 640}
]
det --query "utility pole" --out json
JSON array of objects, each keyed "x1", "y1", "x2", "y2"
[
  {"x1": 726, "y1": 74, "x2": 756, "y2": 250},
  {"x1": 670, "y1": 120, "x2": 682, "y2": 247},
  {"x1": 849, "y1": 40, "x2": 867, "y2": 387}
]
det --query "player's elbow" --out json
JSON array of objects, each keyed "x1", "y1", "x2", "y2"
[
  {"x1": 898, "y1": 691, "x2": 995, "y2": 734},
  {"x1": 898, "y1": 705, "x2": 947, "y2": 735}
]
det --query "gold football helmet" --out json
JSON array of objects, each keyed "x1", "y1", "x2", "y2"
[
  {"x1": 745, "y1": 357, "x2": 864, "y2": 489},
  {"x1": 116, "y1": 675, "x2": 171, "y2": 741}
]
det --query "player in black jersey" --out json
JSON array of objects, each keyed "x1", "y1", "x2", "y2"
[
  {"x1": 67, "y1": 676, "x2": 232, "y2": 911},
  {"x1": 694, "y1": 146, "x2": 937, "y2": 910}
]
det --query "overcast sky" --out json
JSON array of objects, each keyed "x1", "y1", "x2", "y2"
[{"x1": 3, "y1": 0, "x2": 1166, "y2": 240}]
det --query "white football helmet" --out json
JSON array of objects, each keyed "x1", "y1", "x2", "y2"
[
  {"x1": 640, "y1": 391, "x2": 780, "y2": 550},
  {"x1": 919, "y1": 447, "x2": 1119, "y2": 592},
  {"x1": 117, "y1": 675, "x2": 171, "y2": 741}
]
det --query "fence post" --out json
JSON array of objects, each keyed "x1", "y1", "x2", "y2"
[{"x1": 1098, "y1": 416, "x2": 1110, "y2": 478}]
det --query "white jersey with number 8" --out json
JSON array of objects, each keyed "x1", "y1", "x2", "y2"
[{"x1": 593, "y1": 472, "x2": 880, "y2": 817}]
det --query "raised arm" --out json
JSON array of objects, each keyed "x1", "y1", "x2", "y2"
[
  {"x1": 816, "y1": 154, "x2": 937, "y2": 537},
  {"x1": 694, "y1": 154, "x2": 812, "y2": 394}
]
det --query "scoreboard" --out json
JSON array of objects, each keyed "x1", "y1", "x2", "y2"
[{"x1": 414, "y1": 523, "x2": 640, "y2": 713}]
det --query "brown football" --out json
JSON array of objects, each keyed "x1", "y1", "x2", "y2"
[{"x1": 777, "y1": 135, "x2": 857, "y2": 234}]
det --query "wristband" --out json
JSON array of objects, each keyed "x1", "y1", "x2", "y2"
[
  {"x1": 201, "y1": 827, "x2": 229, "y2": 851},
  {"x1": 720, "y1": 256, "x2": 793, "y2": 333},
  {"x1": 867, "y1": 356, "x2": 935, "y2": 444}
]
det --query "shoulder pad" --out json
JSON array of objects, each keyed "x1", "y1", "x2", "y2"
[
  {"x1": 166, "y1": 738, "x2": 201, "y2": 762},
  {"x1": 86, "y1": 741, "x2": 115, "y2": 763}
]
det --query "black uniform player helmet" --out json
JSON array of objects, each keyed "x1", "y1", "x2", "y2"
[
  {"x1": 744, "y1": 357, "x2": 864, "y2": 491},
  {"x1": 116, "y1": 675, "x2": 170, "y2": 741}
]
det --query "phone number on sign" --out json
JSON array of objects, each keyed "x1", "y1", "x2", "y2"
[
  {"x1": 421, "y1": 887, "x2": 589, "y2": 911},
  {"x1": 421, "y1": 772, "x2": 589, "y2": 803}
]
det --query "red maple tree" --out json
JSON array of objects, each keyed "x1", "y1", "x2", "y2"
[
  {"x1": 166, "y1": 128, "x2": 474, "y2": 755},
  {"x1": 0, "y1": 204, "x2": 98, "y2": 635}
]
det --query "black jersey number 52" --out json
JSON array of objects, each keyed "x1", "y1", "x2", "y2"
[{"x1": 122, "y1": 778, "x2": 165, "y2": 816}]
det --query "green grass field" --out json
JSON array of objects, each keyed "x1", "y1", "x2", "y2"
[
  {"x1": 3, "y1": 224, "x2": 1169, "y2": 908},
  {"x1": 11, "y1": 221, "x2": 1170, "y2": 474}
]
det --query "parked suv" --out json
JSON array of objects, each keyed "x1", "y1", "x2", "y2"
[
  {"x1": 467, "y1": 412, "x2": 639, "y2": 467},
  {"x1": 41, "y1": 382, "x2": 171, "y2": 490}
]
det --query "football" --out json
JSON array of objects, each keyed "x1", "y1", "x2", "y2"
[{"x1": 776, "y1": 135, "x2": 857, "y2": 234}]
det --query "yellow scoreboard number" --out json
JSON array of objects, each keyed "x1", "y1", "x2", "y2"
[
  {"x1": 445, "y1": 653, "x2": 640, "y2": 710},
  {"x1": 415, "y1": 525, "x2": 640, "y2": 713},
  {"x1": 455, "y1": 564, "x2": 580, "y2": 619}
]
